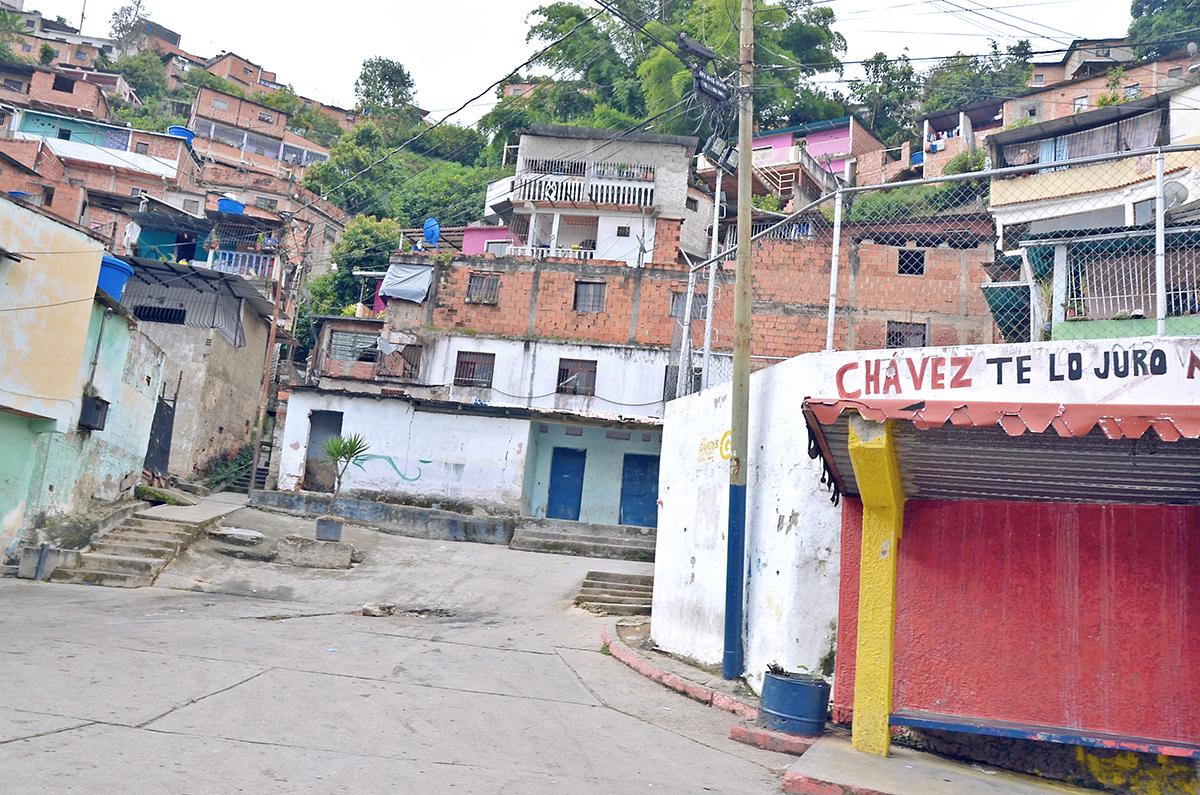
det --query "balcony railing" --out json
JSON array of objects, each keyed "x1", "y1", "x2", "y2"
[
  {"x1": 207, "y1": 249, "x2": 276, "y2": 279},
  {"x1": 506, "y1": 244, "x2": 595, "y2": 261},
  {"x1": 513, "y1": 175, "x2": 655, "y2": 207}
]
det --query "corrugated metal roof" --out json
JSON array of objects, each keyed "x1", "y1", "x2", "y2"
[{"x1": 805, "y1": 400, "x2": 1200, "y2": 506}]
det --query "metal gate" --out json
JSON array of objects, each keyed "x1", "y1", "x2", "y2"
[{"x1": 143, "y1": 378, "x2": 178, "y2": 477}]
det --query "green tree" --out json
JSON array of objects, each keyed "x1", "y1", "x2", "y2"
[
  {"x1": 330, "y1": 214, "x2": 401, "y2": 277},
  {"x1": 354, "y1": 57, "x2": 415, "y2": 114},
  {"x1": 921, "y1": 40, "x2": 1032, "y2": 115},
  {"x1": 848, "y1": 52, "x2": 921, "y2": 147},
  {"x1": 0, "y1": 11, "x2": 28, "y2": 63},
  {"x1": 1129, "y1": 0, "x2": 1200, "y2": 59},
  {"x1": 303, "y1": 122, "x2": 400, "y2": 217},
  {"x1": 389, "y1": 162, "x2": 506, "y2": 228},
  {"x1": 183, "y1": 67, "x2": 246, "y2": 98},
  {"x1": 38, "y1": 42, "x2": 54, "y2": 66},
  {"x1": 115, "y1": 50, "x2": 167, "y2": 102}
]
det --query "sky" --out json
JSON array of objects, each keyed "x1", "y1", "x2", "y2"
[{"x1": 23, "y1": 0, "x2": 1135, "y2": 125}]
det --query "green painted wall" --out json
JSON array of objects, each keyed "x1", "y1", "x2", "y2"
[{"x1": 0, "y1": 412, "x2": 39, "y2": 561}]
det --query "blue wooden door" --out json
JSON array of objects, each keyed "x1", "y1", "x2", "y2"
[
  {"x1": 619, "y1": 454, "x2": 660, "y2": 528},
  {"x1": 547, "y1": 447, "x2": 587, "y2": 520}
]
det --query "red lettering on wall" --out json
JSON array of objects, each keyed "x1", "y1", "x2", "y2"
[
  {"x1": 864, "y1": 359, "x2": 881, "y2": 395},
  {"x1": 836, "y1": 362, "x2": 861, "y2": 398},
  {"x1": 1189, "y1": 351, "x2": 1200, "y2": 379},
  {"x1": 882, "y1": 361, "x2": 902, "y2": 395},
  {"x1": 906, "y1": 357, "x2": 929, "y2": 390},
  {"x1": 950, "y1": 357, "x2": 974, "y2": 388},
  {"x1": 929, "y1": 357, "x2": 945, "y2": 389}
]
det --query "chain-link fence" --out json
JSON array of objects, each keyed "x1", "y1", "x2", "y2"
[{"x1": 669, "y1": 142, "x2": 1200, "y2": 399}]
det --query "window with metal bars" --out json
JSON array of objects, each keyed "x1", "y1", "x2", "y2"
[
  {"x1": 557, "y1": 359, "x2": 596, "y2": 396},
  {"x1": 574, "y1": 281, "x2": 605, "y2": 312},
  {"x1": 453, "y1": 351, "x2": 495, "y2": 388},
  {"x1": 328, "y1": 330, "x2": 378, "y2": 361},
  {"x1": 669, "y1": 291, "x2": 707, "y2": 319},
  {"x1": 897, "y1": 249, "x2": 925, "y2": 276},
  {"x1": 886, "y1": 320, "x2": 927, "y2": 348},
  {"x1": 466, "y1": 273, "x2": 500, "y2": 304}
]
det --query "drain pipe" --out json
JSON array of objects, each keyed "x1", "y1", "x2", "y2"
[{"x1": 87, "y1": 307, "x2": 113, "y2": 394}]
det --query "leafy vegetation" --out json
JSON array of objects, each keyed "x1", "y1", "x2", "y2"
[{"x1": 1129, "y1": 0, "x2": 1200, "y2": 59}]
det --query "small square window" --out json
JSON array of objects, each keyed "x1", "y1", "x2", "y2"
[
  {"x1": 886, "y1": 321, "x2": 927, "y2": 349},
  {"x1": 254, "y1": 196, "x2": 278, "y2": 210},
  {"x1": 669, "y1": 291, "x2": 706, "y2": 319},
  {"x1": 557, "y1": 358, "x2": 596, "y2": 396},
  {"x1": 466, "y1": 273, "x2": 500, "y2": 304},
  {"x1": 20, "y1": 44, "x2": 30, "y2": 52},
  {"x1": 130, "y1": 187, "x2": 142, "y2": 197},
  {"x1": 1124, "y1": 84, "x2": 1141, "y2": 99},
  {"x1": 74, "y1": 50, "x2": 87, "y2": 60},
  {"x1": 616, "y1": 226, "x2": 630, "y2": 237},
  {"x1": 323, "y1": 225, "x2": 337, "y2": 242},
  {"x1": 182, "y1": 199, "x2": 200, "y2": 214},
  {"x1": 42, "y1": 186, "x2": 54, "y2": 205},
  {"x1": 574, "y1": 281, "x2": 605, "y2": 312},
  {"x1": 1073, "y1": 96, "x2": 1088, "y2": 113},
  {"x1": 243, "y1": 66, "x2": 253, "y2": 75},
  {"x1": 258, "y1": 111, "x2": 274, "y2": 123},
  {"x1": 51, "y1": 74, "x2": 74, "y2": 92},
  {"x1": 685, "y1": 197, "x2": 698, "y2": 211},
  {"x1": 56, "y1": 128, "x2": 71, "y2": 140},
  {"x1": 4, "y1": 78, "x2": 22, "y2": 91},
  {"x1": 1096, "y1": 47, "x2": 1111, "y2": 57},
  {"x1": 134, "y1": 141, "x2": 149, "y2": 154},
  {"x1": 24, "y1": 19, "x2": 33, "y2": 27},
  {"x1": 1033, "y1": 73, "x2": 1044, "y2": 84},
  {"x1": 1170, "y1": 67, "x2": 1183, "y2": 79},
  {"x1": 897, "y1": 249, "x2": 925, "y2": 276},
  {"x1": 1027, "y1": 108, "x2": 1037, "y2": 118},
  {"x1": 453, "y1": 351, "x2": 495, "y2": 388},
  {"x1": 211, "y1": 97, "x2": 228, "y2": 111}
]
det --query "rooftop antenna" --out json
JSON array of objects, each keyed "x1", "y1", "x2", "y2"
[{"x1": 79, "y1": 0, "x2": 86, "y2": 34}]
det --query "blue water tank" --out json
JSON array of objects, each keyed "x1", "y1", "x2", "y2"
[
  {"x1": 166, "y1": 125, "x2": 195, "y2": 146},
  {"x1": 217, "y1": 197, "x2": 245, "y2": 214},
  {"x1": 98, "y1": 254, "x2": 134, "y2": 301}
]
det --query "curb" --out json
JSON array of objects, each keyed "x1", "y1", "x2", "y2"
[
  {"x1": 730, "y1": 720, "x2": 818, "y2": 756},
  {"x1": 603, "y1": 628, "x2": 758, "y2": 720},
  {"x1": 781, "y1": 771, "x2": 891, "y2": 795}
]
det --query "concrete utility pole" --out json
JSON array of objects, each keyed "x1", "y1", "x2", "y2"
[{"x1": 723, "y1": 0, "x2": 753, "y2": 681}]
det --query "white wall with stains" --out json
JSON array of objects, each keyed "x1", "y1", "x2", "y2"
[{"x1": 277, "y1": 390, "x2": 530, "y2": 513}]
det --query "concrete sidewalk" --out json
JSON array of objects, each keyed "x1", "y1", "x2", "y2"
[
  {"x1": 136, "y1": 490, "x2": 247, "y2": 526},
  {"x1": 609, "y1": 622, "x2": 1097, "y2": 795}
]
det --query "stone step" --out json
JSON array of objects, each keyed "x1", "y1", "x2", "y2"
[
  {"x1": 73, "y1": 553, "x2": 161, "y2": 575},
  {"x1": 574, "y1": 592, "x2": 652, "y2": 606},
  {"x1": 577, "y1": 585, "x2": 653, "y2": 599},
  {"x1": 100, "y1": 530, "x2": 187, "y2": 551},
  {"x1": 577, "y1": 601, "x2": 652, "y2": 616},
  {"x1": 512, "y1": 529, "x2": 656, "y2": 550},
  {"x1": 49, "y1": 568, "x2": 153, "y2": 588},
  {"x1": 125, "y1": 516, "x2": 200, "y2": 533},
  {"x1": 88, "y1": 541, "x2": 174, "y2": 559},
  {"x1": 516, "y1": 522, "x2": 656, "y2": 542},
  {"x1": 510, "y1": 536, "x2": 655, "y2": 561},
  {"x1": 584, "y1": 571, "x2": 655, "y2": 587},
  {"x1": 110, "y1": 522, "x2": 194, "y2": 540},
  {"x1": 581, "y1": 580, "x2": 653, "y2": 594}
]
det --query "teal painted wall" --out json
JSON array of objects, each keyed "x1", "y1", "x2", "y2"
[
  {"x1": 18, "y1": 113, "x2": 108, "y2": 146},
  {"x1": 137, "y1": 229, "x2": 177, "y2": 261},
  {"x1": 23, "y1": 303, "x2": 164, "y2": 531},
  {"x1": 0, "y1": 412, "x2": 39, "y2": 561},
  {"x1": 526, "y1": 423, "x2": 661, "y2": 525}
]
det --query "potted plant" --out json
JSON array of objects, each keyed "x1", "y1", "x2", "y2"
[
  {"x1": 315, "y1": 433, "x2": 369, "y2": 542},
  {"x1": 758, "y1": 662, "x2": 831, "y2": 737}
]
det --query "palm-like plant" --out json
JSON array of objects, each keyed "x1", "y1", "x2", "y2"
[{"x1": 319, "y1": 433, "x2": 369, "y2": 514}]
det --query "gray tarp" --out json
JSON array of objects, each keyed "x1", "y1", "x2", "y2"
[{"x1": 379, "y1": 262, "x2": 433, "y2": 303}]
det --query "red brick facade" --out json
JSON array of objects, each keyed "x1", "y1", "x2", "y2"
[{"x1": 192, "y1": 88, "x2": 288, "y2": 139}]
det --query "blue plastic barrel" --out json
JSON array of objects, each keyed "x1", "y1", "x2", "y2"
[
  {"x1": 217, "y1": 197, "x2": 244, "y2": 214},
  {"x1": 758, "y1": 672, "x2": 830, "y2": 736},
  {"x1": 98, "y1": 254, "x2": 134, "y2": 301},
  {"x1": 166, "y1": 125, "x2": 195, "y2": 146}
]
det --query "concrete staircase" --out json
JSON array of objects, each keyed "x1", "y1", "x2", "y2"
[
  {"x1": 50, "y1": 516, "x2": 202, "y2": 588},
  {"x1": 575, "y1": 571, "x2": 653, "y2": 615},
  {"x1": 510, "y1": 519, "x2": 656, "y2": 561}
]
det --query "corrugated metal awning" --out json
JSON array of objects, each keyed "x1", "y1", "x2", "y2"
[{"x1": 805, "y1": 398, "x2": 1200, "y2": 505}]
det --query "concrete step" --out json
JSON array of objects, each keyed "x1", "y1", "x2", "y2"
[
  {"x1": 574, "y1": 592, "x2": 652, "y2": 606},
  {"x1": 512, "y1": 529, "x2": 656, "y2": 550},
  {"x1": 110, "y1": 523, "x2": 194, "y2": 541},
  {"x1": 74, "y1": 553, "x2": 161, "y2": 575},
  {"x1": 100, "y1": 532, "x2": 186, "y2": 553},
  {"x1": 88, "y1": 541, "x2": 174, "y2": 559},
  {"x1": 125, "y1": 516, "x2": 200, "y2": 535},
  {"x1": 577, "y1": 601, "x2": 652, "y2": 616},
  {"x1": 510, "y1": 536, "x2": 655, "y2": 561},
  {"x1": 584, "y1": 571, "x2": 654, "y2": 587},
  {"x1": 49, "y1": 568, "x2": 153, "y2": 588},
  {"x1": 581, "y1": 580, "x2": 653, "y2": 595}
]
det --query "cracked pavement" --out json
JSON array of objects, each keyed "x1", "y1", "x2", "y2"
[{"x1": 0, "y1": 506, "x2": 791, "y2": 793}]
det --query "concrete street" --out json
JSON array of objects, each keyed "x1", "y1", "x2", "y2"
[{"x1": 0, "y1": 505, "x2": 792, "y2": 794}]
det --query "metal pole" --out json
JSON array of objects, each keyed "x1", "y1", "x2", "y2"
[
  {"x1": 825, "y1": 190, "x2": 844, "y2": 351},
  {"x1": 702, "y1": 169, "x2": 722, "y2": 389},
  {"x1": 723, "y1": 0, "x2": 753, "y2": 681},
  {"x1": 676, "y1": 266, "x2": 697, "y2": 399},
  {"x1": 1155, "y1": 150, "x2": 1166, "y2": 336}
]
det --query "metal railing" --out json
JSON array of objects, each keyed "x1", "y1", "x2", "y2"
[
  {"x1": 506, "y1": 244, "x2": 594, "y2": 261},
  {"x1": 207, "y1": 249, "x2": 276, "y2": 279}
]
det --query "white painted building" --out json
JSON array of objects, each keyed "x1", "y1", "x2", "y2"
[{"x1": 482, "y1": 125, "x2": 714, "y2": 267}]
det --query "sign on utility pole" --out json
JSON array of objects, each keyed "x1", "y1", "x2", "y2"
[{"x1": 724, "y1": 0, "x2": 754, "y2": 681}]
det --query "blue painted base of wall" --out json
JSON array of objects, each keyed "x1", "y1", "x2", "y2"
[{"x1": 251, "y1": 490, "x2": 517, "y2": 545}]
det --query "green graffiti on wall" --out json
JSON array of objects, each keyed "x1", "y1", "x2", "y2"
[{"x1": 354, "y1": 454, "x2": 430, "y2": 482}]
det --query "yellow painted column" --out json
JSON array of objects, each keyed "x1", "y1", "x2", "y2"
[{"x1": 847, "y1": 415, "x2": 906, "y2": 756}]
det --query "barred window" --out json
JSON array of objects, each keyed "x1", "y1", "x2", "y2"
[
  {"x1": 211, "y1": 97, "x2": 228, "y2": 111},
  {"x1": 328, "y1": 330, "x2": 378, "y2": 361},
  {"x1": 466, "y1": 273, "x2": 500, "y2": 304},
  {"x1": 453, "y1": 351, "x2": 495, "y2": 388},
  {"x1": 886, "y1": 321, "x2": 927, "y2": 349},
  {"x1": 669, "y1": 291, "x2": 707, "y2": 319},
  {"x1": 557, "y1": 358, "x2": 596, "y2": 396},
  {"x1": 897, "y1": 249, "x2": 925, "y2": 276},
  {"x1": 574, "y1": 281, "x2": 605, "y2": 312}
]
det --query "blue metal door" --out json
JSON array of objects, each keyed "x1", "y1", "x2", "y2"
[
  {"x1": 619, "y1": 454, "x2": 660, "y2": 528},
  {"x1": 547, "y1": 447, "x2": 586, "y2": 521}
]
